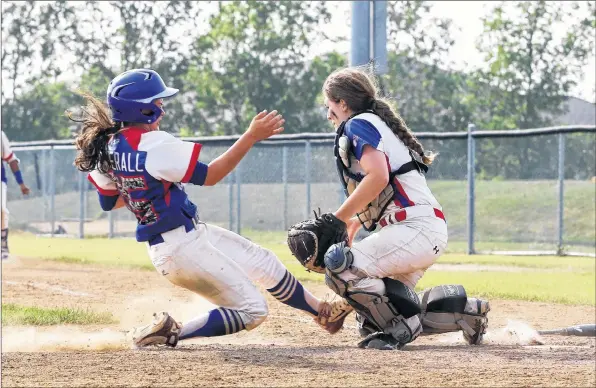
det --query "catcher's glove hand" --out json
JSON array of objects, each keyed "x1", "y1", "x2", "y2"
[{"x1": 287, "y1": 209, "x2": 348, "y2": 273}]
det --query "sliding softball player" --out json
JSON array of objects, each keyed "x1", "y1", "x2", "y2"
[{"x1": 71, "y1": 69, "x2": 335, "y2": 348}]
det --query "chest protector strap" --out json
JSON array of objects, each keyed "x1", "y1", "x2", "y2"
[{"x1": 333, "y1": 112, "x2": 429, "y2": 232}]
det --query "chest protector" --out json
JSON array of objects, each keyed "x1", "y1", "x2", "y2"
[{"x1": 333, "y1": 112, "x2": 429, "y2": 232}]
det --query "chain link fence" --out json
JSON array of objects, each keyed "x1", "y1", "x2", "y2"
[{"x1": 5, "y1": 126, "x2": 595, "y2": 256}]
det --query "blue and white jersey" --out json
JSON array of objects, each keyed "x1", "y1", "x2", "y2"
[
  {"x1": 343, "y1": 112, "x2": 441, "y2": 212},
  {"x1": 1, "y1": 130, "x2": 18, "y2": 184},
  {"x1": 88, "y1": 127, "x2": 208, "y2": 243}
]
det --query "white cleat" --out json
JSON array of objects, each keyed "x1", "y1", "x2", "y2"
[{"x1": 132, "y1": 312, "x2": 181, "y2": 348}]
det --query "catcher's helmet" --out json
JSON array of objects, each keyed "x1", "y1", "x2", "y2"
[{"x1": 106, "y1": 69, "x2": 178, "y2": 124}]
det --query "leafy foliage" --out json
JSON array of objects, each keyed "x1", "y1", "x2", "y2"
[{"x1": 1, "y1": 1, "x2": 593, "y2": 181}]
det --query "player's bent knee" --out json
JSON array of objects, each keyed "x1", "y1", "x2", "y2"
[{"x1": 242, "y1": 298, "x2": 269, "y2": 331}]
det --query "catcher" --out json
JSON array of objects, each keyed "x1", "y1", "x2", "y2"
[{"x1": 287, "y1": 67, "x2": 490, "y2": 350}]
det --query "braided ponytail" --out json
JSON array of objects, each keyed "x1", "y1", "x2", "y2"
[
  {"x1": 323, "y1": 67, "x2": 437, "y2": 165},
  {"x1": 373, "y1": 99, "x2": 436, "y2": 165}
]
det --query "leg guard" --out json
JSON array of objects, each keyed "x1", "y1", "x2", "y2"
[
  {"x1": 418, "y1": 285, "x2": 490, "y2": 345},
  {"x1": 324, "y1": 245, "x2": 421, "y2": 349},
  {"x1": 1, "y1": 228, "x2": 8, "y2": 259}
]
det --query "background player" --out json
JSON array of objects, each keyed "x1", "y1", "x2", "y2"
[
  {"x1": 1, "y1": 130, "x2": 30, "y2": 260},
  {"x1": 288, "y1": 67, "x2": 490, "y2": 350},
  {"x1": 71, "y1": 69, "x2": 336, "y2": 348}
]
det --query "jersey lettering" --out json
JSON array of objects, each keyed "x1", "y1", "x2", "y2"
[
  {"x1": 89, "y1": 128, "x2": 205, "y2": 242},
  {"x1": 112, "y1": 152, "x2": 144, "y2": 172}
]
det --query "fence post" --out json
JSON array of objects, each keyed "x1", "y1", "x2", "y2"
[
  {"x1": 108, "y1": 209, "x2": 115, "y2": 238},
  {"x1": 49, "y1": 146, "x2": 56, "y2": 237},
  {"x1": 557, "y1": 133, "x2": 565, "y2": 255},
  {"x1": 282, "y1": 145, "x2": 288, "y2": 230},
  {"x1": 78, "y1": 171, "x2": 85, "y2": 239},
  {"x1": 41, "y1": 149, "x2": 47, "y2": 222},
  {"x1": 305, "y1": 141, "x2": 312, "y2": 219},
  {"x1": 235, "y1": 163, "x2": 241, "y2": 235},
  {"x1": 467, "y1": 123, "x2": 476, "y2": 255},
  {"x1": 228, "y1": 173, "x2": 234, "y2": 232}
]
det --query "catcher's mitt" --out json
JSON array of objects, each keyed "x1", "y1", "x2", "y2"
[{"x1": 287, "y1": 209, "x2": 348, "y2": 273}]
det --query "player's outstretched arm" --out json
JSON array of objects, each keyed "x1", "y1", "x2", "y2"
[
  {"x1": 8, "y1": 159, "x2": 29, "y2": 195},
  {"x1": 203, "y1": 110, "x2": 284, "y2": 186}
]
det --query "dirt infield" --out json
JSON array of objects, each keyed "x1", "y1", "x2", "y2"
[{"x1": 2, "y1": 257, "x2": 595, "y2": 387}]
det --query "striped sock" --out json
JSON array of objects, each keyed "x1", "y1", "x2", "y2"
[
  {"x1": 179, "y1": 307, "x2": 246, "y2": 340},
  {"x1": 267, "y1": 270, "x2": 318, "y2": 316}
]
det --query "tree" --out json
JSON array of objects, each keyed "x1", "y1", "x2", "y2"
[
  {"x1": 468, "y1": 1, "x2": 595, "y2": 179},
  {"x1": 1, "y1": 1, "x2": 206, "y2": 139},
  {"x1": 183, "y1": 1, "x2": 340, "y2": 135},
  {"x1": 381, "y1": 1, "x2": 473, "y2": 134},
  {"x1": 473, "y1": 1, "x2": 594, "y2": 130},
  {"x1": 1, "y1": 82, "x2": 79, "y2": 141},
  {"x1": 67, "y1": 1, "x2": 205, "y2": 132},
  {"x1": 1, "y1": 1, "x2": 80, "y2": 103},
  {"x1": 1, "y1": 1, "x2": 82, "y2": 140}
]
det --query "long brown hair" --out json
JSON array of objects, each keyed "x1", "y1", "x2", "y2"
[
  {"x1": 323, "y1": 67, "x2": 436, "y2": 165},
  {"x1": 67, "y1": 92, "x2": 121, "y2": 173}
]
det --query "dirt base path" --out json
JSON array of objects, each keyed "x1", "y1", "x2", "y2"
[{"x1": 2, "y1": 257, "x2": 595, "y2": 387}]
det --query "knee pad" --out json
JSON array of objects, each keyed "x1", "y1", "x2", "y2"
[
  {"x1": 323, "y1": 246, "x2": 422, "y2": 348},
  {"x1": 349, "y1": 290, "x2": 421, "y2": 347},
  {"x1": 324, "y1": 241, "x2": 353, "y2": 275},
  {"x1": 323, "y1": 242, "x2": 354, "y2": 297},
  {"x1": 383, "y1": 278, "x2": 421, "y2": 318},
  {"x1": 418, "y1": 285, "x2": 490, "y2": 344}
]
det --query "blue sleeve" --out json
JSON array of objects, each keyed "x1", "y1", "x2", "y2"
[
  {"x1": 98, "y1": 192, "x2": 119, "y2": 211},
  {"x1": 344, "y1": 119, "x2": 382, "y2": 160},
  {"x1": 188, "y1": 161, "x2": 209, "y2": 186}
]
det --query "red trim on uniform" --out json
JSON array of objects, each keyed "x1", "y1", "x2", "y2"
[
  {"x1": 87, "y1": 174, "x2": 119, "y2": 196},
  {"x1": 380, "y1": 207, "x2": 446, "y2": 229},
  {"x1": 2, "y1": 152, "x2": 13, "y2": 161},
  {"x1": 433, "y1": 208, "x2": 445, "y2": 221},
  {"x1": 394, "y1": 177, "x2": 415, "y2": 206},
  {"x1": 163, "y1": 182, "x2": 172, "y2": 206},
  {"x1": 181, "y1": 143, "x2": 202, "y2": 183},
  {"x1": 121, "y1": 127, "x2": 146, "y2": 151},
  {"x1": 395, "y1": 209, "x2": 407, "y2": 222}
]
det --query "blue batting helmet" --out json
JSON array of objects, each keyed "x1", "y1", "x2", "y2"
[{"x1": 106, "y1": 69, "x2": 179, "y2": 124}]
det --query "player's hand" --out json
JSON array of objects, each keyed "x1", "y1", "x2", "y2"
[
  {"x1": 19, "y1": 183, "x2": 30, "y2": 196},
  {"x1": 346, "y1": 217, "x2": 361, "y2": 246},
  {"x1": 247, "y1": 110, "x2": 285, "y2": 142}
]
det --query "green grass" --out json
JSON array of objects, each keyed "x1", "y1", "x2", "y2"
[
  {"x1": 9, "y1": 232, "x2": 595, "y2": 305},
  {"x1": 436, "y1": 254, "x2": 595, "y2": 270},
  {"x1": 417, "y1": 271, "x2": 596, "y2": 306},
  {"x1": 10, "y1": 233, "x2": 153, "y2": 270},
  {"x1": 8, "y1": 179, "x2": 596, "y2": 248},
  {"x1": 2, "y1": 303, "x2": 116, "y2": 326}
]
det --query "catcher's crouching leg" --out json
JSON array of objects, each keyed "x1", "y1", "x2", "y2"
[
  {"x1": 417, "y1": 285, "x2": 490, "y2": 345},
  {"x1": 323, "y1": 243, "x2": 422, "y2": 350}
]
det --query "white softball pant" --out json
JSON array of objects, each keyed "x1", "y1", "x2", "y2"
[
  {"x1": 341, "y1": 206, "x2": 449, "y2": 291},
  {"x1": 1, "y1": 181, "x2": 8, "y2": 230},
  {"x1": 146, "y1": 222, "x2": 291, "y2": 330}
]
